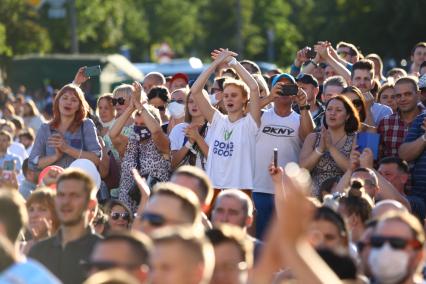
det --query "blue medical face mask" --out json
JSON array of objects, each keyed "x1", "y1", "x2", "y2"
[{"x1": 133, "y1": 125, "x2": 151, "y2": 141}]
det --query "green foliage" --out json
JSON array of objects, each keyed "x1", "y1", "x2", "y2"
[
  {"x1": 1, "y1": 0, "x2": 426, "y2": 66},
  {"x1": 0, "y1": 0, "x2": 51, "y2": 57}
]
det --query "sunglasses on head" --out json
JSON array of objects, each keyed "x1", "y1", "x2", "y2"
[
  {"x1": 140, "y1": 212, "x2": 166, "y2": 227},
  {"x1": 351, "y1": 99, "x2": 363, "y2": 107},
  {"x1": 370, "y1": 236, "x2": 422, "y2": 250},
  {"x1": 110, "y1": 212, "x2": 130, "y2": 221},
  {"x1": 112, "y1": 97, "x2": 126, "y2": 106}
]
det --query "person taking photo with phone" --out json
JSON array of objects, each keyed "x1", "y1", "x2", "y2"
[
  {"x1": 28, "y1": 83, "x2": 101, "y2": 171},
  {"x1": 252, "y1": 73, "x2": 314, "y2": 239}
]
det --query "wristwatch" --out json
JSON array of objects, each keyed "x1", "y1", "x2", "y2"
[{"x1": 299, "y1": 104, "x2": 311, "y2": 111}]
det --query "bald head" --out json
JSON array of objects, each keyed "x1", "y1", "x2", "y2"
[
  {"x1": 372, "y1": 200, "x2": 408, "y2": 219},
  {"x1": 143, "y1": 72, "x2": 166, "y2": 94}
]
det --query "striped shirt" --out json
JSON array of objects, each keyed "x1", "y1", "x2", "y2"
[{"x1": 404, "y1": 112, "x2": 426, "y2": 198}]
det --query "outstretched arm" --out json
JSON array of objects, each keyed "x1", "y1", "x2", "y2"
[{"x1": 191, "y1": 49, "x2": 238, "y2": 123}]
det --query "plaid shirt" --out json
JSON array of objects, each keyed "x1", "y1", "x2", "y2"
[{"x1": 377, "y1": 105, "x2": 425, "y2": 158}]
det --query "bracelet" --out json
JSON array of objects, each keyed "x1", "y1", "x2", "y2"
[
  {"x1": 228, "y1": 58, "x2": 238, "y2": 66},
  {"x1": 299, "y1": 104, "x2": 311, "y2": 111},
  {"x1": 291, "y1": 64, "x2": 301, "y2": 72},
  {"x1": 315, "y1": 147, "x2": 324, "y2": 156}
]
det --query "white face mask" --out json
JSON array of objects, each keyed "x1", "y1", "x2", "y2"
[
  {"x1": 100, "y1": 119, "x2": 115, "y2": 129},
  {"x1": 167, "y1": 102, "x2": 185, "y2": 119},
  {"x1": 368, "y1": 243, "x2": 410, "y2": 284},
  {"x1": 209, "y1": 93, "x2": 219, "y2": 105}
]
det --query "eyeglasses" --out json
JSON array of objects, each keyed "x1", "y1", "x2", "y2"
[
  {"x1": 139, "y1": 212, "x2": 166, "y2": 227},
  {"x1": 351, "y1": 99, "x2": 363, "y2": 108},
  {"x1": 370, "y1": 236, "x2": 422, "y2": 250},
  {"x1": 170, "y1": 99, "x2": 185, "y2": 104},
  {"x1": 110, "y1": 212, "x2": 130, "y2": 221},
  {"x1": 112, "y1": 97, "x2": 126, "y2": 106}
]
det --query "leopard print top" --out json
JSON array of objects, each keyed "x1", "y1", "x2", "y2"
[{"x1": 119, "y1": 137, "x2": 171, "y2": 213}]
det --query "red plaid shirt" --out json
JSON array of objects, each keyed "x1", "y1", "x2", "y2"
[{"x1": 377, "y1": 105, "x2": 425, "y2": 158}]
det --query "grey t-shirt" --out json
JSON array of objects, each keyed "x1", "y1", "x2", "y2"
[{"x1": 28, "y1": 119, "x2": 101, "y2": 170}]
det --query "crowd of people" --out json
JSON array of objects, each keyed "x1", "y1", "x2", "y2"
[{"x1": 0, "y1": 40, "x2": 426, "y2": 284}]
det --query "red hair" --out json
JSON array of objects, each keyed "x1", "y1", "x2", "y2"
[{"x1": 50, "y1": 84, "x2": 90, "y2": 132}]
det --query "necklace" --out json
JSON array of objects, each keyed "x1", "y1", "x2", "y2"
[{"x1": 333, "y1": 133, "x2": 347, "y2": 146}]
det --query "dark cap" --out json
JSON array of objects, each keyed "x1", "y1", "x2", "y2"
[{"x1": 296, "y1": 73, "x2": 319, "y2": 88}]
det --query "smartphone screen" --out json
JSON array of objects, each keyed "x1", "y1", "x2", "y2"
[
  {"x1": 84, "y1": 65, "x2": 101, "y2": 77},
  {"x1": 273, "y1": 148, "x2": 278, "y2": 168}
]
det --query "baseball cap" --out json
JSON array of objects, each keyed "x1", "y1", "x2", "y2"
[
  {"x1": 271, "y1": 73, "x2": 296, "y2": 86},
  {"x1": 170, "y1": 73, "x2": 189, "y2": 84},
  {"x1": 419, "y1": 74, "x2": 426, "y2": 89},
  {"x1": 296, "y1": 73, "x2": 319, "y2": 88}
]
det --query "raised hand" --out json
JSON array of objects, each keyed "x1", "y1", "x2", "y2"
[
  {"x1": 279, "y1": 163, "x2": 314, "y2": 244},
  {"x1": 210, "y1": 48, "x2": 238, "y2": 65},
  {"x1": 269, "y1": 163, "x2": 284, "y2": 186},
  {"x1": 132, "y1": 81, "x2": 144, "y2": 110},
  {"x1": 295, "y1": 87, "x2": 308, "y2": 107},
  {"x1": 314, "y1": 41, "x2": 330, "y2": 59},
  {"x1": 73, "y1": 67, "x2": 90, "y2": 86},
  {"x1": 132, "y1": 168, "x2": 151, "y2": 206},
  {"x1": 349, "y1": 146, "x2": 361, "y2": 171},
  {"x1": 359, "y1": 147, "x2": 374, "y2": 168}
]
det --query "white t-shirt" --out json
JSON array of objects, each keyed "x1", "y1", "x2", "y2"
[
  {"x1": 169, "y1": 122, "x2": 211, "y2": 169},
  {"x1": 206, "y1": 111, "x2": 259, "y2": 189},
  {"x1": 254, "y1": 108, "x2": 302, "y2": 194}
]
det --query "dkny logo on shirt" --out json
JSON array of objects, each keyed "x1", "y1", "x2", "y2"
[
  {"x1": 262, "y1": 125, "x2": 295, "y2": 137},
  {"x1": 213, "y1": 140, "x2": 234, "y2": 157}
]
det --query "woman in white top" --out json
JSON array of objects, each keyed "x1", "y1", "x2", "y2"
[
  {"x1": 169, "y1": 91, "x2": 210, "y2": 170},
  {"x1": 96, "y1": 94, "x2": 116, "y2": 137},
  {"x1": 190, "y1": 49, "x2": 261, "y2": 191}
]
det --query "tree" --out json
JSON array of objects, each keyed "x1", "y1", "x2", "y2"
[{"x1": 0, "y1": 0, "x2": 51, "y2": 56}]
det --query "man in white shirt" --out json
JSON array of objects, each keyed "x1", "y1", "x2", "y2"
[{"x1": 253, "y1": 73, "x2": 315, "y2": 239}]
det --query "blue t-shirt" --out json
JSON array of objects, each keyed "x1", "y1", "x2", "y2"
[{"x1": 404, "y1": 112, "x2": 426, "y2": 197}]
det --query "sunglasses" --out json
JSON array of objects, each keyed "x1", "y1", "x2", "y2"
[
  {"x1": 370, "y1": 236, "x2": 422, "y2": 250},
  {"x1": 140, "y1": 212, "x2": 166, "y2": 227},
  {"x1": 110, "y1": 212, "x2": 130, "y2": 221},
  {"x1": 155, "y1": 105, "x2": 166, "y2": 112},
  {"x1": 112, "y1": 97, "x2": 126, "y2": 106},
  {"x1": 351, "y1": 99, "x2": 363, "y2": 108},
  {"x1": 82, "y1": 260, "x2": 139, "y2": 272}
]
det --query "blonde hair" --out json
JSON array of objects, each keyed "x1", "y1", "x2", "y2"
[{"x1": 223, "y1": 79, "x2": 250, "y2": 100}]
